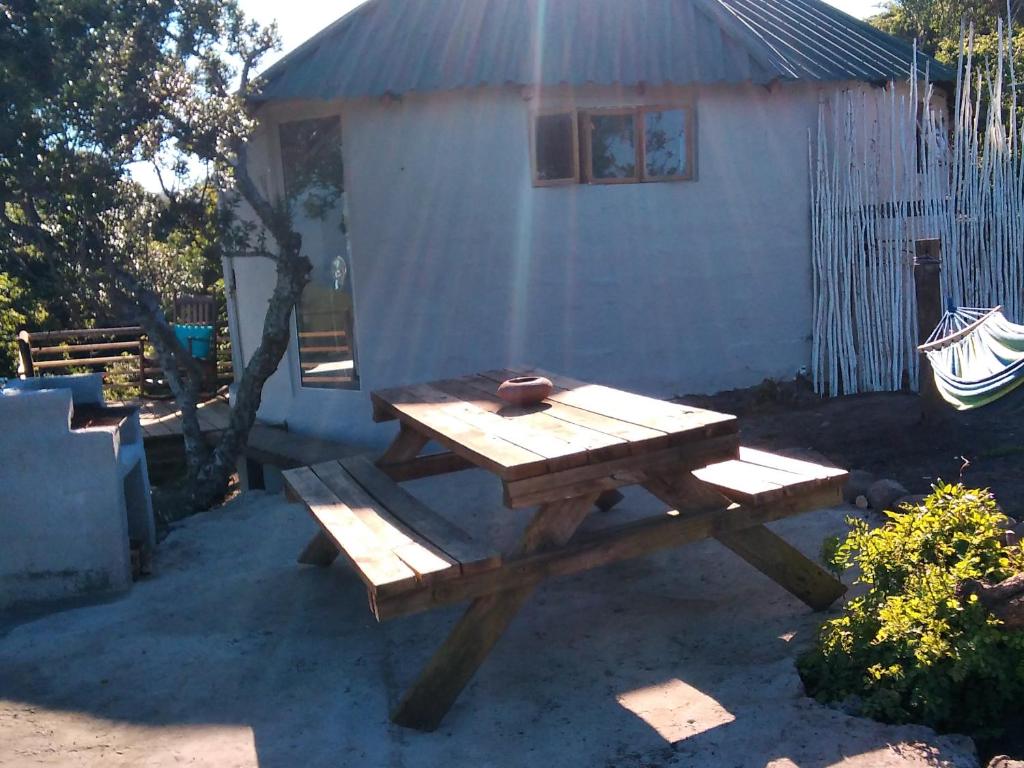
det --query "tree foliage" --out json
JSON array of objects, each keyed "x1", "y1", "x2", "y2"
[
  {"x1": 872, "y1": 0, "x2": 1024, "y2": 62},
  {"x1": 1, "y1": 0, "x2": 313, "y2": 510},
  {"x1": 799, "y1": 484, "x2": 1024, "y2": 739}
]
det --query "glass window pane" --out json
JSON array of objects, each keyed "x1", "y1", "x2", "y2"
[
  {"x1": 279, "y1": 116, "x2": 358, "y2": 389},
  {"x1": 534, "y1": 113, "x2": 576, "y2": 182},
  {"x1": 296, "y1": 278, "x2": 357, "y2": 389},
  {"x1": 279, "y1": 117, "x2": 344, "y2": 201},
  {"x1": 644, "y1": 109, "x2": 688, "y2": 178},
  {"x1": 589, "y1": 113, "x2": 636, "y2": 180}
]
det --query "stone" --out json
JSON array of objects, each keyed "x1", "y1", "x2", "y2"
[
  {"x1": 843, "y1": 470, "x2": 877, "y2": 504},
  {"x1": 867, "y1": 479, "x2": 909, "y2": 513},
  {"x1": 1002, "y1": 520, "x2": 1024, "y2": 548},
  {"x1": 987, "y1": 756, "x2": 1024, "y2": 768}
]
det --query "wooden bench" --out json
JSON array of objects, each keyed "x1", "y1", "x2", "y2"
[{"x1": 282, "y1": 456, "x2": 501, "y2": 620}]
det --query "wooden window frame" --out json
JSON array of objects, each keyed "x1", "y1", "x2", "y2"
[
  {"x1": 639, "y1": 104, "x2": 697, "y2": 183},
  {"x1": 582, "y1": 107, "x2": 642, "y2": 186},
  {"x1": 579, "y1": 104, "x2": 697, "y2": 186},
  {"x1": 530, "y1": 108, "x2": 580, "y2": 187}
]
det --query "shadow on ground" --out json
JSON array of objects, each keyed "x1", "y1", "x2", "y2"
[{"x1": 0, "y1": 475, "x2": 977, "y2": 768}]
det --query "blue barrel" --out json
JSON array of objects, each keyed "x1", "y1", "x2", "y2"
[{"x1": 173, "y1": 324, "x2": 214, "y2": 360}]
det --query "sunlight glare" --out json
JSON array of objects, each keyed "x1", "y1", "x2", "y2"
[{"x1": 617, "y1": 679, "x2": 735, "y2": 742}]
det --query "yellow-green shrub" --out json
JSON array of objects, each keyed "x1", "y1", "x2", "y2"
[{"x1": 798, "y1": 484, "x2": 1024, "y2": 737}]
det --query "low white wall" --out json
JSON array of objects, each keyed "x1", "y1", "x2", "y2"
[
  {"x1": 230, "y1": 81, "x2": 867, "y2": 445},
  {"x1": 0, "y1": 389, "x2": 131, "y2": 610}
]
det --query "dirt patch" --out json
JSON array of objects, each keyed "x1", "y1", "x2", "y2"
[{"x1": 677, "y1": 378, "x2": 1024, "y2": 519}]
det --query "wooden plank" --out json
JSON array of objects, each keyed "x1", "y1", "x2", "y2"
[
  {"x1": 311, "y1": 460, "x2": 457, "y2": 583},
  {"x1": 375, "y1": 484, "x2": 843, "y2": 622},
  {"x1": 301, "y1": 376, "x2": 356, "y2": 385},
  {"x1": 282, "y1": 466, "x2": 418, "y2": 596},
  {"x1": 372, "y1": 386, "x2": 549, "y2": 481},
  {"x1": 298, "y1": 345, "x2": 352, "y2": 354},
  {"x1": 715, "y1": 525, "x2": 847, "y2": 610},
  {"x1": 28, "y1": 326, "x2": 143, "y2": 342},
  {"x1": 432, "y1": 377, "x2": 631, "y2": 461},
  {"x1": 479, "y1": 368, "x2": 737, "y2": 441},
  {"x1": 378, "y1": 451, "x2": 475, "y2": 482},
  {"x1": 377, "y1": 423, "x2": 429, "y2": 466},
  {"x1": 298, "y1": 330, "x2": 349, "y2": 339},
  {"x1": 34, "y1": 340, "x2": 142, "y2": 355},
  {"x1": 32, "y1": 354, "x2": 139, "y2": 370},
  {"x1": 196, "y1": 400, "x2": 231, "y2": 430},
  {"x1": 693, "y1": 458, "x2": 826, "y2": 506},
  {"x1": 402, "y1": 383, "x2": 590, "y2": 469},
  {"x1": 502, "y1": 434, "x2": 739, "y2": 508},
  {"x1": 458, "y1": 374, "x2": 668, "y2": 445},
  {"x1": 140, "y1": 415, "x2": 175, "y2": 438},
  {"x1": 16, "y1": 331, "x2": 34, "y2": 377},
  {"x1": 244, "y1": 424, "x2": 352, "y2": 469},
  {"x1": 342, "y1": 456, "x2": 500, "y2": 575},
  {"x1": 737, "y1": 447, "x2": 847, "y2": 481},
  {"x1": 390, "y1": 493, "x2": 598, "y2": 731},
  {"x1": 193, "y1": 405, "x2": 220, "y2": 433}
]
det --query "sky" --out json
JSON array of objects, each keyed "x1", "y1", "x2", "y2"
[{"x1": 239, "y1": 0, "x2": 886, "y2": 69}]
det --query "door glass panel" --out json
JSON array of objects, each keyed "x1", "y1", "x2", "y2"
[{"x1": 279, "y1": 116, "x2": 358, "y2": 389}]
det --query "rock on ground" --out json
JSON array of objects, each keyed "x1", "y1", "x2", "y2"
[
  {"x1": 868, "y1": 478, "x2": 910, "y2": 514},
  {"x1": 0, "y1": 476, "x2": 979, "y2": 768}
]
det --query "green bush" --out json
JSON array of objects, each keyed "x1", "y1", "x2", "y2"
[{"x1": 798, "y1": 484, "x2": 1024, "y2": 738}]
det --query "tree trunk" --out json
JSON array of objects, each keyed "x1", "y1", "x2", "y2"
[
  {"x1": 109, "y1": 269, "x2": 210, "y2": 481},
  {"x1": 188, "y1": 249, "x2": 310, "y2": 510},
  {"x1": 960, "y1": 573, "x2": 1024, "y2": 629}
]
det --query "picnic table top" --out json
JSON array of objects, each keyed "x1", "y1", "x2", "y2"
[{"x1": 371, "y1": 367, "x2": 738, "y2": 482}]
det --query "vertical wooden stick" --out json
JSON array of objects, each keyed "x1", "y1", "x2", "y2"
[{"x1": 914, "y1": 239, "x2": 944, "y2": 417}]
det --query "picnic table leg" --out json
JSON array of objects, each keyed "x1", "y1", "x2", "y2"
[
  {"x1": 377, "y1": 422, "x2": 430, "y2": 466},
  {"x1": 594, "y1": 489, "x2": 625, "y2": 512},
  {"x1": 643, "y1": 471, "x2": 846, "y2": 612},
  {"x1": 715, "y1": 525, "x2": 846, "y2": 611},
  {"x1": 391, "y1": 493, "x2": 599, "y2": 731},
  {"x1": 297, "y1": 530, "x2": 340, "y2": 567}
]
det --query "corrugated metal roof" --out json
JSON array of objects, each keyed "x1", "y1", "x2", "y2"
[{"x1": 253, "y1": 0, "x2": 955, "y2": 103}]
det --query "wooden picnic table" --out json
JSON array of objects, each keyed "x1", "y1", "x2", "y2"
[{"x1": 283, "y1": 367, "x2": 848, "y2": 731}]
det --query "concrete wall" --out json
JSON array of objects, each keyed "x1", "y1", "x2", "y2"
[
  {"x1": 0, "y1": 389, "x2": 131, "y2": 611},
  {"x1": 227, "y1": 81, "x2": 911, "y2": 445}
]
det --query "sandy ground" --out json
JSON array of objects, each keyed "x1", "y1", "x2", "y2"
[{"x1": 0, "y1": 471, "x2": 979, "y2": 768}]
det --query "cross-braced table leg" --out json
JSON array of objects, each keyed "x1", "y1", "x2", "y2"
[
  {"x1": 643, "y1": 470, "x2": 845, "y2": 611},
  {"x1": 594, "y1": 489, "x2": 625, "y2": 512},
  {"x1": 391, "y1": 493, "x2": 599, "y2": 731}
]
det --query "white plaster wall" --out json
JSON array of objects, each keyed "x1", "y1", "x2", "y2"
[
  {"x1": 229, "y1": 81, "x2": 898, "y2": 445},
  {"x1": 0, "y1": 389, "x2": 131, "y2": 610}
]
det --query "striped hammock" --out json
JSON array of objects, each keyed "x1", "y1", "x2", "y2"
[{"x1": 920, "y1": 306, "x2": 1024, "y2": 410}]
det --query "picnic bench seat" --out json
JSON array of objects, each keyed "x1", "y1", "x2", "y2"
[
  {"x1": 283, "y1": 446, "x2": 846, "y2": 623},
  {"x1": 283, "y1": 456, "x2": 501, "y2": 620}
]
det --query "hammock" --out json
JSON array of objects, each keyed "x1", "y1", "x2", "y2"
[{"x1": 920, "y1": 306, "x2": 1024, "y2": 410}]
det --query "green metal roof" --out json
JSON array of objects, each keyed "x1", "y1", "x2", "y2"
[{"x1": 254, "y1": 0, "x2": 955, "y2": 102}]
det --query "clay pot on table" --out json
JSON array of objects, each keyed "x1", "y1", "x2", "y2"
[{"x1": 496, "y1": 376, "x2": 553, "y2": 406}]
